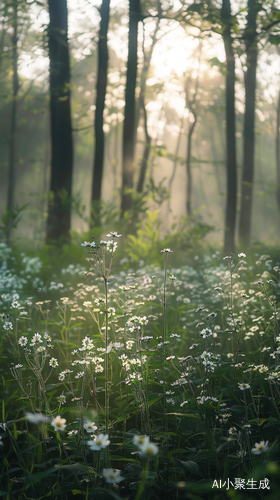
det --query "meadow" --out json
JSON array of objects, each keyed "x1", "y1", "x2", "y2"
[{"x1": 1, "y1": 233, "x2": 280, "y2": 500}]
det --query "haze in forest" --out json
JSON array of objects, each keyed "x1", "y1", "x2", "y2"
[{"x1": 1, "y1": 0, "x2": 280, "y2": 252}]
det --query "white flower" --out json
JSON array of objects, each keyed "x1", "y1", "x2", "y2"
[
  {"x1": 88, "y1": 433, "x2": 110, "y2": 450},
  {"x1": 51, "y1": 415, "x2": 67, "y2": 431},
  {"x1": 251, "y1": 440, "x2": 269, "y2": 455},
  {"x1": 3, "y1": 321, "x2": 13, "y2": 331},
  {"x1": 31, "y1": 333, "x2": 42, "y2": 343},
  {"x1": 49, "y1": 358, "x2": 59, "y2": 368},
  {"x1": 133, "y1": 435, "x2": 150, "y2": 448},
  {"x1": 58, "y1": 394, "x2": 66, "y2": 404},
  {"x1": 83, "y1": 301, "x2": 92, "y2": 307},
  {"x1": 84, "y1": 421, "x2": 98, "y2": 433},
  {"x1": 106, "y1": 232, "x2": 122, "y2": 238},
  {"x1": 238, "y1": 382, "x2": 250, "y2": 390},
  {"x1": 160, "y1": 248, "x2": 173, "y2": 253},
  {"x1": 26, "y1": 412, "x2": 50, "y2": 425},
  {"x1": 139, "y1": 441, "x2": 159, "y2": 458},
  {"x1": 18, "y1": 336, "x2": 28, "y2": 346},
  {"x1": 133, "y1": 435, "x2": 159, "y2": 457},
  {"x1": 102, "y1": 468, "x2": 124, "y2": 484},
  {"x1": 238, "y1": 253, "x2": 246, "y2": 258}
]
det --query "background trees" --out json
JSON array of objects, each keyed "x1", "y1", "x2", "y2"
[{"x1": 1, "y1": 0, "x2": 280, "y2": 250}]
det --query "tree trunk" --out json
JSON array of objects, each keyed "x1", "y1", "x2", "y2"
[
  {"x1": 222, "y1": 0, "x2": 237, "y2": 255},
  {"x1": 121, "y1": 0, "x2": 141, "y2": 216},
  {"x1": 136, "y1": 94, "x2": 151, "y2": 193},
  {"x1": 91, "y1": 0, "x2": 110, "y2": 227},
  {"x1": 276, "y1": 90, "x2": 280, "y2": 213},
  {"x1": 239, "y1": 0, "x2": 258, "y2": 248},
  {"x1": 136, "y1": 16, "x2": 160, "y2": 193},
  {"x1": 186, "y1": 120, "x2": 196, "y2": 216},
  {"x1": 185, "y1": 71, "x2": 200, "y2": 216},
  {"x1": 46, "y1": 0, "x2": 73, "y2": 243},
  {"x1": 6, "y1": 0, "x2": 18, "y2": 245}
]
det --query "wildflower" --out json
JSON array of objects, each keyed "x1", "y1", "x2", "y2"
[
  {"x1": 84, "y1": 421, "x2": 98, "y2": 433},
  {"x1": 251, "y1": 441, "x2": 269, "y2": 455},
  {"x1": 3, "y1": 321, "x2": 13, "y2": 331},
  {"x1": 106, "y1": 232, "x2": 122, "y2": 238},
  {"x1": 58, "y1": 394, "x2": 66, "y2": 404},
  {"x1": 102, "y1": 469, "x2": 124, "y2": 484},
  {"x1": 18, "y1": 336, "x2": 28, "y2": 346},
  {"x1": 180, "y1": 400, "x2": 188, "y2": 407},
  {"x1": 68, "y1": 429, "x2": 78, "y2": 437},
  {"x1": 26, "y1": 412, "x2": 50, "y2": 425},
  {"x1": 238, "y1": 382, "x2": 250, "y2": 390},
  {"x1": 107, "y1": 307, "x2": 115, "y2": 317},
  {"x1": 139, "y1": 440, "x2": 159, "y2": 457},
  {"x1": 160, "y1": 248, "x2": 173, "y2": 253},
  {"x1": 83, "y1": 301, "x2": 92, "y2": 307},
  {"x1": 200, "y1": 328, "x2": 212, "y2": 338},
  {"x1": 88, "y1": 433, "x2": 110, "y2": 450},
  {"x1": 31, "y1": 333, "x2": 42, "y2": 343},
  {"x1": 51, "y1": 415, "x2": 67, "y2": 431},
  {"x1": 95, "y1": 365, "x2": 104, "y2": 373},
  {"x1": 133, "y1": 435, "x2": 150, "y2": 447},
  {"x1": 238, "y1": 253, "x2": 246, "y2": 258},
  {"x1": 49, "y1": 358, "x2": 59, "y2": 368},
  {"x1": 81, "y1": 241, "x2": 96, "y2": 248}
]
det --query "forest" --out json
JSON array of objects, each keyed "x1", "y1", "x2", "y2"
[{"x1": 1, "y1": 1, "x2": 280, "y2": 499}]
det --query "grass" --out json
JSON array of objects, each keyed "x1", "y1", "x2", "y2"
[{"x1": 0, "y1": 235, "x2": 280, "y2": 499}]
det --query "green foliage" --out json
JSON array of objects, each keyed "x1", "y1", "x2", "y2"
[{"x1": 0, "y1": 204, "x2": 30, "y2": 242}]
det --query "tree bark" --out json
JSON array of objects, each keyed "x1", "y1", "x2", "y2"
[
  {"x1": 276, "y1": 88, "x2": 280, "y2": 213},
  {"x1": 239, "y1": 0, "x2": 258, "y2": 248},
  {"x1": 91, "y1": 0, "x2": 110, "y2": 227},
  {"x1": 46, "y1": 0, "x2": 73, "y2": 243},
  {"x1": 185, "y1": 62, "x2": 200, "y2": 216},
  {"x1": 6, "y1": 0, "x2": 18, "y2": 245},
  {"x1": 222, "y1": 0, "x2": 237, "y2": 255},
  {"x1": 121, "y1": 0, "x2": 141, "y2": 216},
  {"x1": 136, "y1": 14, "x2": 160, "y2": 193}
]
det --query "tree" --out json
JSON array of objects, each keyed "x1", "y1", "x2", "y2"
[
  {"x1": 238, "y1": 0, "x2": 259, "y2": 248},
  {"x1": 121, "y1": 0, "x2": 141, "y2": 216},
  {"x1": 185, "y1": 45, "x2": 201, "y2": 216},
  {"x1": 46, "y1": 0, "x2": 73, "y2": 243},
  {"x1": 91, "y1": 0, "x2": 110, "y2": 227},
  {"x1": 221, "y1": 0, "x2": 237, "y2": 254},
  {"x1": 6, "y1": 0, "x2": 19, "y2": 245}
]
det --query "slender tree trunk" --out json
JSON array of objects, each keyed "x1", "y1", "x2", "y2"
[
  {"x1": 185, "y1": 65, "x2": 200, "y2": 216},
  {"x1": 135, "y1": 14, "x2": 160, "y2": 193},
  {"x1": 91, "y1": 0, "x2": 110, "y2": 227},
  {"x1": 276, "y1": 90, "x2": 280, "y2": 213},
  {"x1": 239, "y1": 0, "x2": 258, "y2": 248},
  {"x1": 136, "y1": 94, "x2": 151, "y2": 193},
  {"x1": 46, "y1": 0, "x2": 73, "y2": 243},
  {"x1": 222, "y1": 0, "x2": 237, "y2": 255},
  {"x1": 186, "y1": 120, "x2": 196, "y2": 216},
  {"x1": 6, "y1": 0, "x2": 18, "y2": 245},
  {"x1": 121, "y1": 0, "x2": 141, "y2": 216}
]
